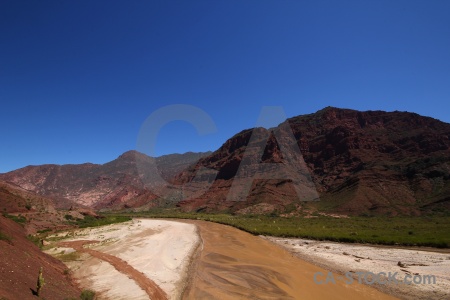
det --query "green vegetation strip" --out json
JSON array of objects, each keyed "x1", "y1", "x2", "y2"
[
  {"x1": 2, "y1": 213, "x2": 26, "y2": 225},
  {"x1": 27, "y1": 215, "x2": 132, "y2": 249},
  {"x1": 107, "y1": 210, "x2": 450, "y2": 248},
  {"x1": 66, "y1": 215, "x2": 132, "y2": 228}
]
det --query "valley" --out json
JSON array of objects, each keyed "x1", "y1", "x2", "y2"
[{"x1": 1, "y1": 107, "x2": 449, "y2": 299}]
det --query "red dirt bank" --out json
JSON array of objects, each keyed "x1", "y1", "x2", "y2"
[{"x1": 0, "y1": 215, "x2": 81, "y2": 300}]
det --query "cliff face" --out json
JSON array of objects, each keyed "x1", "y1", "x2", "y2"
[{"x1": 174, "y1": 107, "x2": 450, "y2": 216}]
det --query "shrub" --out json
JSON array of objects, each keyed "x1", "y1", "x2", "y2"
[
  {"x1": 80, "y1": 290, "x2": 96, "y2": 300},
  {"x1": 65, "y1": 214, "x2": 74, "y2": 220}
]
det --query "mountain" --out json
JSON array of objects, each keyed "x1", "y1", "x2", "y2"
[
  {"x1": 175, "y1": 107, "x2": 450, "y2": 216},
  {"x1": 0, "y1": 151, "x2": 210, "y2": 210},
  {"x1": 1, "y1": 107, "x2": 450, "y2": 216}
]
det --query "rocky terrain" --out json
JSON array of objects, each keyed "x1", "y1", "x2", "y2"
[{"x1": 1, "y1": 107, "x2": 449, "y2": 216}]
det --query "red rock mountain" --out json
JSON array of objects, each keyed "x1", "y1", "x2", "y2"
[
  {"x1": 175, "y1": 107, "x2": 450, "y2": 216},
  {"x1": 0, "y1": 151, "x2": 210, "y2": 210},
  {"x1": 1, "y1": 107, "x2": 450, "y2": 216}
]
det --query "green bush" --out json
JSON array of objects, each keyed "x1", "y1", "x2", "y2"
[
  {"x1": 65, "y1": 214, "x2": 74, "y2": 220},
  {"x1": 80, "y1": 290, "x2": 96, "y2": 300}
]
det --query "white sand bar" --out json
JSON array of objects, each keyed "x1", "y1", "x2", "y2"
[
  {"x1": 266, "y1": 236, "x2": 450, "y2": 300},
  {"x1": 45, "y1": 219, "x2": 200, "y2": 300}
]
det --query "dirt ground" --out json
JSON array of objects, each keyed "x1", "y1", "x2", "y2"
[{"x1": 0, "y1": 216, "x2": 81, "y2": 300}]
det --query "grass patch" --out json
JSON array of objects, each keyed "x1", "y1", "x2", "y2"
[
  {"x1": 80, "y1": 290, "x2": 96, "y2": 300},
  {"x1": 109, "y1": 209, "x2": 450, "y2": 248},
  {"x1": 24, "y1": 214, "x2": 131, "y2": 250},
  {"x1": 57, "y1": 251, "x2": 81, "y2": 262},
  {"x1": 2, "y1": 213, "x2": 26, "y2": 225},
  {"x1": 0, "y1": 231, "x2": 12, "y2": 243},
  {"x1": 27, "y1": 234, "x2": 43, "y2": 248},
  {"x1": 68, "y1": 215, "x2": 131, "y2": 228}
]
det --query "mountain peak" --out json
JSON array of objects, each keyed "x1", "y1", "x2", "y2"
[{"x1": 116, "y1": 150, "x2": 151, "y2": 161}]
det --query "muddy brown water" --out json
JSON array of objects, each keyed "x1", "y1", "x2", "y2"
[{"x1": 181, "y1": 220, "x2": 399, "y2": 300}]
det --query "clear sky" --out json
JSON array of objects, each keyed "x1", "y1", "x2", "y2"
[{"x1": 1, "y1": 0, "x2": 449, "y2": 173}]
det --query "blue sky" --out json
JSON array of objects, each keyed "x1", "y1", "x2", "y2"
[{"x1": 1, "y1": 0, "x2": 449, "y2": 173}]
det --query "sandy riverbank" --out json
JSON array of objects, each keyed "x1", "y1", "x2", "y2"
[
  {"x1": 45, "y1": 219, "x2": 199, "y2": 300},
  {"x1": 265, "y1": 236, "x2": 450, "y2": 300}
]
